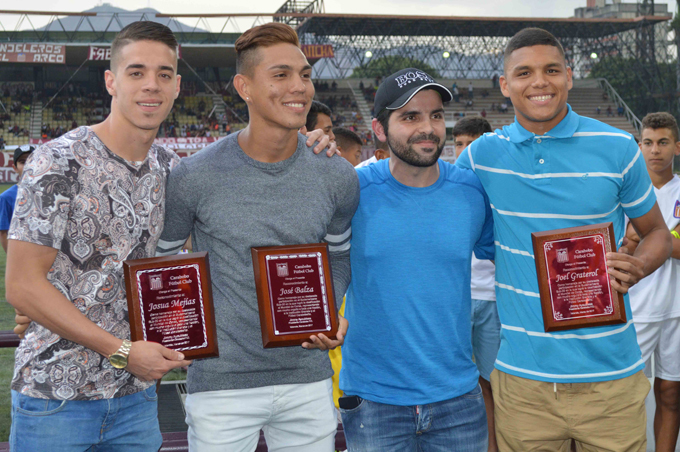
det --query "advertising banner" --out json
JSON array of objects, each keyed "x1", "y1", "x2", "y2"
[
  {"x1": 301, "y1": 45, "x2": 334, "y2": 59},
  {"x1": 0, "y1": 43, "x2": 65, "y2": 64}
]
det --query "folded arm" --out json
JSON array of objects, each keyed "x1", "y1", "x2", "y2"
[
  {"x1": 608, "y1": 203, "x2": 672, "y2": 293},
  {"x1": 6, "y1": 240, "x2": 191, "y2": 380}
]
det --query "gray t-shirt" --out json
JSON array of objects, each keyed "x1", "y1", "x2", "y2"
[
  {"x1": 10, "y1": 126, "x2": 180, "y2": 400},
  {"x1": 158, "y1": 132, "x2": 359, "y2": 393}
]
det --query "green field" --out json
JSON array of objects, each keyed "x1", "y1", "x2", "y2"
[{"x1": 0, "y1": 184, "x2": 185, "y2": 441}]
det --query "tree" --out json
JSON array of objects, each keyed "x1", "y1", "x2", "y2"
[
  {"x1": 351, "y1": 55, "x2": 441, "y2": 78},
  {"x1": 589, "y1": 55, "x2": 676, "y2": 119}
]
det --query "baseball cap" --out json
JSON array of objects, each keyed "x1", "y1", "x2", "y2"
[
  {"x1": 13, "y1": 145, "x2": 35, "y2": 166},
  {"x1": 373, "y1": 68, "x2": 452, "y2": 117}
]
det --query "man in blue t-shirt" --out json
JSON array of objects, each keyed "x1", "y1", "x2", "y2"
[
  {"x1": 0, "y1": 145, "x2": 34, "y2": 252},
  {"x1": 456, "y1": 28, "x2": 671, "y2": 451},
  {"x1": 339, "y1": 68, "x2": 494, "y2": 452}
]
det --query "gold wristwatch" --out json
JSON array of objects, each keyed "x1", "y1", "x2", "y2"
[{"x1": 108, "y1": 339, "x2": 132, "y2": 369}]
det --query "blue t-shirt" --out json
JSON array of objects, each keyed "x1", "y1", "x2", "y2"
[
  {"x1": 455, "y1": 105, "x2": 656, "y2": 383},
  {"x1": 0, "y1": 184, "x2": 18, "y2": 231},
  {"x1": 340, "y1": 159, "x2": 494, "y2": 406}
]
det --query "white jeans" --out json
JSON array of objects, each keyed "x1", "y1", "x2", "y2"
[{"x1": 185, "y1": 378, "x2": 337, "y2": 452}]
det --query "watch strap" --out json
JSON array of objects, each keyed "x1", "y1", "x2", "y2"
[{"x1": 110, "y1": 339, "x2": 132, "y2": 359}]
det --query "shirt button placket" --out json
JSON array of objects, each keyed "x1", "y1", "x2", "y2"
[{"x1": 534, "y1": 137, "x2": 549, "y2": 183}]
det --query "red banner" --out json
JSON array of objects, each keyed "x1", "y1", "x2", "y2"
[
  {"x1": 0, "y1": 43, "x2": 65, "y2": 64},
  {"x1": 0, "y1": 152, "x2": 15, "y2": 168},
  {"x1": 88, "y1": 46, "x2": 111, "y2": 61},
  {"x1": 0, "y1": 152, "x2": 20, "y2": 182},
  {"x1": 302, "y1": 45, "x2": 334, "y2": 60},
  {"x1": 87, "y1": 45, "x2": 182, "y2": 61},
  {"x1": 0, "y1": 168, "x2": 18, "y2": 183}
]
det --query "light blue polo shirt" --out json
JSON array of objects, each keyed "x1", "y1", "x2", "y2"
[{"x1": 456, "y1": 104, "x2": 656, "y2": 383}]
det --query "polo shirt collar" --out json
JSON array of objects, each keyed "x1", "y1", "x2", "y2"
[{"x1": 507, "y1": 104, "x2": 578, "y2": 143}]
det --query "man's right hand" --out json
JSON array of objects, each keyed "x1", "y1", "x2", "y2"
[{"x1": 125, "y1": 341, "x2": 193, "y2": 381}]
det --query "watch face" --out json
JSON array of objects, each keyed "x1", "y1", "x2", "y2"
[{"x1": 109, "y1": 354, "x2": 128, "y2": 369}]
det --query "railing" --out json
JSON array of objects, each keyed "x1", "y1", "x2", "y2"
[
  {"x1": 0, "y1": 330, "x2": 19, "y2": 348},
  {"x1": 595, "y1": 78, "x2": 642, "y2": 136},
  {"x1": 346, "y1": 80, "x2": 373, "y2": 132},
  {"x1": 448, "y1": 111, "x2": 483, "y2": 122}
]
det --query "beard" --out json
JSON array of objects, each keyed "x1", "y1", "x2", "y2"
[{"x1": 387, "y1": 132, "x2": 444, "y2": 167}]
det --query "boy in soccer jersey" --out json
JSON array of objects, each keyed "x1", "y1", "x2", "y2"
[
  {"x1": 627, "y1": 112, "x2": 680, "y2": 452},
  {"x1": 454, "y1": 116, "x2": 499, "y2": 452},
  {"x1": 0, "y1": 145, "x2": 34, "y2": 252}
]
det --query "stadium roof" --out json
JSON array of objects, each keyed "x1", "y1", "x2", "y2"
[
  {"x1": 0, "y1": 9, "x2": 671, "y2": 70},
  {"x1": 296, "y1": 13, "x2": 671, "y2": 39},
  {"x1": 1, "y1": 9, "x2": 671, "y2": 44}
]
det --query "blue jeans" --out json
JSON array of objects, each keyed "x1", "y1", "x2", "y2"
[
  {"x1": 10, "y1": 385, "x2": 162, "y2": 452},
  {"x1": 340, "y1": 385, "x2": 488, "y2": 452}
]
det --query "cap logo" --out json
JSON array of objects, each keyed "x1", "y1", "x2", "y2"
[{"x1": 395, "y1": 70, "x2": 434, "y2": 89}]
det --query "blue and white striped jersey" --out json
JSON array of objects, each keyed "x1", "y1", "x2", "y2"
[{"x1": 456, "y1": 105, "x2": 656, "y2": 383}]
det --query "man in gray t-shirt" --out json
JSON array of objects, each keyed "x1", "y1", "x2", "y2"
[{"x1": 157, "y1": 23, "x2": 359, "y2": 451}]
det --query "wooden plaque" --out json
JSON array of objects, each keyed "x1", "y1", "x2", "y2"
[
  {"x1": 531, "y1": 222, "x2": 626, "y2": 332},
  {"x1": 251, "y1": 244, "x2": 339, "y2": 348},
  {"x1": 123, "y1": 251, "x2": 218, "y2": 359}
]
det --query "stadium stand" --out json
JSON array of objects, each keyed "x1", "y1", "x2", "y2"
[
  {"x1": 0, "y1": 83, "x2": 34, "y2": 147},
  {"x1": 6, "y1": 78, "x2": 632, "y2": 150},
  {"x1": 315, "y1": 81, "x2": 372, "y2": 145}
]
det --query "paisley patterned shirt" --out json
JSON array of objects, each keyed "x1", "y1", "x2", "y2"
[{"x1": 9, "y1": 127, "x2": 180, "y2": 400}]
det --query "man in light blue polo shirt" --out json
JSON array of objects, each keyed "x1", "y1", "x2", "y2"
[{"x1": 456, "y1": 28, "x2": 672, "y2": 451}]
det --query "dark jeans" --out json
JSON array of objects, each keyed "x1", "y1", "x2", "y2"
[{"x1": 340, "y1": 385, "x2": 488, "y2": 452}]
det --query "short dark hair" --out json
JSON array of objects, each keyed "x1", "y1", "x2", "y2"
[
  {"x1": 641, "y1": 112, "x2": 679, "y2": 142},
  {"x1": 452, "y1": 117, "x2": 492, "y2": 138},
  {"x1": 306, "y1": 101, "x2": 332, "y2": 131},
  {"x1": 111, "y1": 21, "x2": 178, "y2": 71},
  {"x1": 235, "y1": 22, "x2": 300, "y2": 76},
  {"x1": 333, "y1": 127, "x2": 362, "y2": 149},
  {"x1": 504, "y1": 28, "x2": 565, "y2": 71}
]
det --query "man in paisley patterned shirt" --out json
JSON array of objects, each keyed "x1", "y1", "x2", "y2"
[{"x1": 4, "y1": 22, "x2": 192, "y2": 451}]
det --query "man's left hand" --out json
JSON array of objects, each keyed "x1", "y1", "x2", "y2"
[
  {"x1": 606, "y1": 251, "x2": 646, "y2": 294},
  {"x1": 302, "y1": 315, "x2": 347, "y2": 350},
  {"x1": 305, "y1": 128, "x2": 339, "y2": 157}
]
